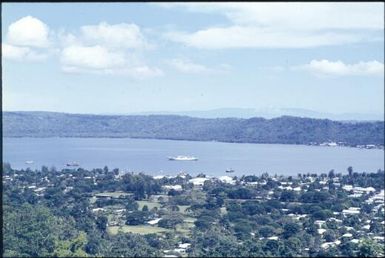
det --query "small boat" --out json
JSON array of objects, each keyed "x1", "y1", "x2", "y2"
[
  {"x1": 66, "y1": 162, "x2": 80, "y2": 167},
  {"x1": 168, "y1": 155, "x2": 198, "y2": 161},
  {"x1": 226, "y1": 169, "x2": 235, "y2": 173},
  {"x1": 25, "y1": 160, "x2": 34, "y2": 164}
]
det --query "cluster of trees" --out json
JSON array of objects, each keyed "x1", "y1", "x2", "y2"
[
  {"x1": 3, "y1": 195, "x2": 164, "y2": 257},
  {"x1": 4, "y1": 111, "x2": 384, "y2": 145},
  {"x1": 3, "y1": 203, "x2": 88, "y2": 257}
]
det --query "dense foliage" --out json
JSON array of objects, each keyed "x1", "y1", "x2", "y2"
[{"x1": 4, "y1": 111, "x2": 384, "y2": 145}]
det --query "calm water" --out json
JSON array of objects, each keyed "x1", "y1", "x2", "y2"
[{"x1": 3, "y1": 137, "x2": 384, "y2": 177}]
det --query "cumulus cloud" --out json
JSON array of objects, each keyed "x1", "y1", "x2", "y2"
[
  {"x1": 56, "y1": 19, "x2": 163, "y2": 78},
  {"x1": 58, "y1": 22, "x2": 161, "y2": 78},
  {"x1": 166, "y1": 58, "x2": 228, "y2": 74},
  {"x1": 61, "y1": 45, "x2": 126, "y2": 70},
  {"x1": 297, "y1": 60, "x2": 384, "y2": 77},
  {"x1": 80, "y1": 22, "x2": 151, "y2": 49},
  {"x1": 2, "y1": 16, "x2": 53, "y2": 62},
  {"x1": 2, "y1": 43, "x2": 48, "y2": 61},
  {"x1": 159, "y1": 2, "x2": 384, "y2": 49},
  {"x1": 61, "y1": 45, "x2": 162, "y2": 78},
  {"x1": 6, "y1": 16, "x2": 51, "y2": 48},
  {"x1": 3, "y1": 16, "x2": 160, "y2": 78}
]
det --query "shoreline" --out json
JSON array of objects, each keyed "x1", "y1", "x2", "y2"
[
  {"x1": 3, "y1": 162, "x2": 384, "y2": 179},
  {"x1": 3, "y1": 136, "x2": 384, "y2": 150}
]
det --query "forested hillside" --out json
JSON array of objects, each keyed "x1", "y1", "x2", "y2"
[{"x1": 3, "y1": 111, "x2": 384, "y2": 146}]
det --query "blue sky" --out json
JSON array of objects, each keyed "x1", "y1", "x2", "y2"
[{"x1": 2, "y1": 2, "x2": 384, "y2": 115}]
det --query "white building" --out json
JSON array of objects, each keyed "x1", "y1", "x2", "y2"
[
  {"x1": 321, "y1": 240, "x2": 341, "y2": 249},
  {"x1": 178, "y1": 243, "x2": 191, "y2": 249},
  {"x1": 342, "y1": 207, "x2": 360, "y2": 215},
  {"x1": 314, "y1": 220, "x2": 326, "y2": 228},
  {"x1": 189, "y1": 177, "x2": 210, "y2": 186},
  {"x1": 318, "y1": 229, "x2": 327, "y2": 235},
  {"x1": 147, "y1": 218, "x2": 162, "y2": 225},
  {"x1": 342, "y1": 233, "x2": 353, "y2": 238},
  {"x1": 218, "y1": 176, "x2": 236, "y2": 185},
  {"x1": 163, "y1": 185, "x2": 183, "y2": 191}
]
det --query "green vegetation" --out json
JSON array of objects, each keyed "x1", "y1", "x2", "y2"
[
  {"x1": 3, "y1": 163, "x2": 385, "y2": 257},
  {"x1": 178, "y1": 205, "x2": 190, "y2": 214},
  {"x1": 4, "y1": 111, "x2": 384, "y2": 146},
  {"x1": 137, "y1": 200, "x2": 162, "y2": 210}
]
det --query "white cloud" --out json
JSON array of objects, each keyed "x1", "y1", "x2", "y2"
[
  {"x1": 60, "y1": 45, "x2": 162, "y2": 78},
  {"x1": 3, "y1": 16, "x2": 159, "y2": 78},
  {"x1": 62, "y1": 64, "x2": 163, "y2": 79},
  {"x1": 2, "y1": 16, "x2": 53, "y2": 62},
  {"x1": 167, "y1": 26, "x2": 363, "y2": 49},
  {"x1": 169, "y1": 3, "x2": 383, "y2": 30},
  {"x1": 159, "y1": 3, "x2": 384, "y2": 49},
  {"x1": 2, "y1": 43, "x2": 30, "y2": 60},
  {"x1": 57, "y1": 32, "x2": 81, "y2": 47},
  {"x1": 80, "y1": 22, "x2": 151, "y2": 49},
  {"x1": 61, "y1": 45, "x2": 126, "y2": 70},
  {"x1": 57, "y1": 21, "x2": 161, "y2": 78},
  {"x1": 166, "y1": 58, "x2": 228, "y2": 74},
  {"x1": 298, "y1": 60, "x2": 384, "y2": 77},
  {"x1": 2, "y1": 43, "x2": 48, "y2": 61},
  {"x1": 6, "y1": 16, "x2": 51, "y2": 48}
]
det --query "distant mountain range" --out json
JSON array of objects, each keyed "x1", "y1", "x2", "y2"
[
  {"x1": 3, "y1": 111, "x2": 384, "y2": 146},
  {"x1": 127, "y1": 107, "x2": 384, "y2": 121}
]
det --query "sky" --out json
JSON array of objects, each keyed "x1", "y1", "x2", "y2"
[{"x1": 2, "y1": 2, "x2": 384, "y2": 115}]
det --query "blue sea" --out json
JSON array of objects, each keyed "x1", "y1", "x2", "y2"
[{"x1": 3, "y1": 137, "x2": 384, "y2": 177}]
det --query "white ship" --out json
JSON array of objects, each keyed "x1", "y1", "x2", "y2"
[
  {"x1": 168, "y1": 155, "x2": 198, "y2": 161},
  {"x1": 25, "y1": 160, "x2": 34, "y2": 164}
]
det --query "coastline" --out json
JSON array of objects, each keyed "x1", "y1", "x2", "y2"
[{"x1": 3, "y1": 136, "x2": 384, "y2": 150}]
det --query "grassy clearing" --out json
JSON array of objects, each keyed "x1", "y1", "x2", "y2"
[
  {"x1": 94, "y1": 191, "x2": 132, "y2": 198},
  {"x1": 183, "y1": 217, "x2": 196, "y2": 224},
  {"x1": 89, "y1": 196, "x2": 97, "y2": 204},
  {"x1": 107, "y1": 225, "x2": 171, "y2": 235},
  {"x1": 150, "y1": 194, "x2": 168, "y2": 200},
  {"x1": 176, "y1": 218, "x2": 196, "y2": 236},
  {"x1": 176, "y1": 217, "x2": 196, "y2": 236},
  {"x1": 137, "y1": 200, "x2": 161, "y2": 210},
  {"x1": 177, "y1": 205, "x2": 190, "y2": 214},
  {"x1": 176, "y1": 225, "x2": 190, "y2": 234}
]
